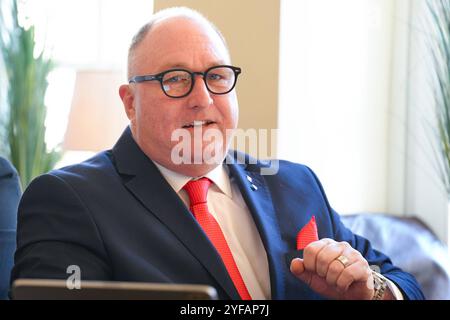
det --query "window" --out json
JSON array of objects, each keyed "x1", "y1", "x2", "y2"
[{"x1": 23, "y1": 0, "x2": 154, "y2": 150}]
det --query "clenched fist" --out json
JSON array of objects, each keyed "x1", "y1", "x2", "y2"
[{"x1": 290, "y1": 238, "x2": 393, "y2": 300}]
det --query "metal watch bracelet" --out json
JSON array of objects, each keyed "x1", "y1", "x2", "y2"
[{"x1": 371, "y1": 270, "x2": 388, "y2": 300}]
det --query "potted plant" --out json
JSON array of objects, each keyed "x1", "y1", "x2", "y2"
[
  {"x1": 427, "y1": 0, "x2": 450, "y2": 197},
  {"x1": 0, "y1": 0, "x2": 61, "y2": 188}
]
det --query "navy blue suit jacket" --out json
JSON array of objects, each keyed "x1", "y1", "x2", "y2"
[
  {"x1": 11, "y1": 128, "x2": 424, "y2": 299},
  {"x1": 0, "y1": 157, "x2": 21, "y2": 299}
]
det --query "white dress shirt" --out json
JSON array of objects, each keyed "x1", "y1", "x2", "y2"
[
  {"x1": 153, "y1": 162, "x2": 271, "y2": 299},
  {"x1": 153, "y1": 161, "x2": 403, "y2": 300}
]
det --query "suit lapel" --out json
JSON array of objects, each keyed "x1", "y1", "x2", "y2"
[
  {"x1": 111, "y1": 128, "x2": 240, "y2": 299},
  {"x1": 226, "y1": 154, "x2": 287, "y2": 299}
]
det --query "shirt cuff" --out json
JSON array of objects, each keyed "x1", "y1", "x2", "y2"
[{"x1": 386, "y1": 278, "x2": 404, "y2": 300}]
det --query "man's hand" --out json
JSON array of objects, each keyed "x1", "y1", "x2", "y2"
[{"x1": 290, "y1": 238, "x2": 377, "y2": 300}]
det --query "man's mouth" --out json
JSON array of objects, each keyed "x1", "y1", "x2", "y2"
[{"x1": 182, "y1": 120, "x2": 216, "y2": 129}]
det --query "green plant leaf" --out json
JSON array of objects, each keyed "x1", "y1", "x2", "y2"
[
  {"x1": 427, "y1": 0, "x2": 450, "y2": 196},
  {"x1": 0, "y1": 0, "x2": 62, "y2": 188}
]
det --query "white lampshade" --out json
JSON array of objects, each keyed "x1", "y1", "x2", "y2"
[{"x1": 63, "y1": 70, "x2": 129, "y2": 151}]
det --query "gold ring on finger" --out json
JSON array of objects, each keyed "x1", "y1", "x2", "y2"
[{"x1": 336, "y1": 255, "x2": 350, "y2": 268}]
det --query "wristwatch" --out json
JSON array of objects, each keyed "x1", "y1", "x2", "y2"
[{"x1": 371, "y1": 270, "x2": 388, "y2": 300}]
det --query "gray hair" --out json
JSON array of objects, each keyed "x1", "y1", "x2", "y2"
[{"x1": 127, "y1": 7, "x2": 229, "y2": 79}]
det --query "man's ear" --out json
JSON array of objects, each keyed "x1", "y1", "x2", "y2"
[{"x1": 119, "y1": 84, "x2": 135, "y2": 121}]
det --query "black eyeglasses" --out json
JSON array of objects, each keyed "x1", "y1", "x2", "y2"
[{"x1": 129, "y1": 65, "x2": 241, "y2": 98}]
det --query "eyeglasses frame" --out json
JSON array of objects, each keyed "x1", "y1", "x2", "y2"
[{"x1": 128, "y1": 65, "x2": 242, "y2": 98}]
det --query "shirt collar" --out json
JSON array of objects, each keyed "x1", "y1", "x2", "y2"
[{"x1": 152, "y1": 161, "x2": 232, "y2": 198}]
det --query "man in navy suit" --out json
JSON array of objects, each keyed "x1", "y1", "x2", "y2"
[{"x1": 11, "y1": 7, "x2": 424, "y2": 300}]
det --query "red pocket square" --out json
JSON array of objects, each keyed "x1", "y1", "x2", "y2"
[{"x1": 296, "y1": 216, "x2": 319, "y2": 250}]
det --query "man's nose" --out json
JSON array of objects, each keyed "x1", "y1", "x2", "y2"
[{"x1": 187, "y1": 74, "x2": 213, "y2": 108}]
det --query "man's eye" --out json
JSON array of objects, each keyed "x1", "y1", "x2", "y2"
[
  {"x1": 207, "y1": 73, "x2": 223, "y2": 81},
  {"x1": 166, "y1": 76, "x2": 182, "y2": 83}
]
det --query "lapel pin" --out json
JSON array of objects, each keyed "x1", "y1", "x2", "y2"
[
  {"x1": 250, "y1": 184, "x2": 258, "y2": 191},
  {"x1": 246, "y1": 175, "x2": 253, "y2": 183}
]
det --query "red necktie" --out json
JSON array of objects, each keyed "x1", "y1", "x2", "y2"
[{"x1": 183, "y1": 178, "x2": 252, "y2": 300}]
